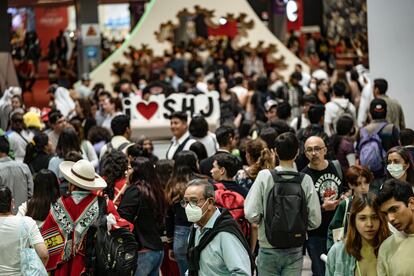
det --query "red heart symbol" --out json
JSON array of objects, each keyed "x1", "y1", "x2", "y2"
[{"x1": 136, "y1": 102, "x2": 158, "y2": 120}]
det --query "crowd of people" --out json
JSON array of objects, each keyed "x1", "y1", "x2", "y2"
[{"x1": 1, "y1": 15, "x2": 413, "y2": 276}]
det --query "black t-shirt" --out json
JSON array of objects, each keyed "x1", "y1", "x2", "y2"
[
  {"x1": 302, "y1": 161, "x2": 344, "y2": 237},
  {"x1": 219, "y1": 93, "x2": 243, "y2": 125}
]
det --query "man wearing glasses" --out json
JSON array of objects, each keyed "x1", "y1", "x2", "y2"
[
  {"x1": 184, "y1": 179, "x2": 253, "y2": 276},
  {"x1": 301, "y1": 136, "x2": 345, "y2": 276}
]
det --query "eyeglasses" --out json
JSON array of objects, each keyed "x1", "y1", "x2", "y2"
[
  {"x1": 305, "y1": 146, "x2": 325, "y2": 154},
  {"x1": 180, "y1": 198, "x2": 207, "y2": 208}
]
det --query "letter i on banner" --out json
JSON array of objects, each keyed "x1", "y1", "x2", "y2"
[{"x1": 123, "y1": 99, "x2": 131, "y2": 118}]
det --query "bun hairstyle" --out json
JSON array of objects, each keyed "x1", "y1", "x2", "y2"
[{"x1": 0, "y1": 186, "x2": 12, "y2": 213}]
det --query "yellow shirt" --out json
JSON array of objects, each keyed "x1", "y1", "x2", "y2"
[{"x1": 356, "y1": 239, "x2": 377, "y2": 276}]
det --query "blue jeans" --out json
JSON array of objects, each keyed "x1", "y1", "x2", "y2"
[
  {"x1": 173, "y1": 225, "x2": 191, "y2": 276},
  {"x1": 306, "y1": 236, "x2": 326, "y2": 276},
  {"x1": 257, "y1": 246, "x2": 303, "y2": 276},
  {"x1": 135, "y1": 250, "x2": 164, "y2": 276}
]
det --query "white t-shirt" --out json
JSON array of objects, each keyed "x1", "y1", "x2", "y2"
[
  {"x1": 101, "y1": 111, "x2": 123, "y2": 131},
  {"x1": 196, "y1": 132, "x2": 218, "y2": 157},
  {"x1": 230, "y1": 86, "x2": 248, "y2": 104},
  {"x1": 6, "y1": 130, "x2": 34, "y2": 162},
  {"x1": 357, "y1": 79, "x2": 374, "y2": 127},
  {"x1": 166, "y1": 132, "x2": 196, "y2": 160},
  {"x1": 324, "y1": 98, "x2": 357, "y2": 136},
  {"x1": 289, "y1": 114, "x2": 310, "y2": 131},
  {"x1": 0, "y1": 216, "x2": 44, "y2": 275}
]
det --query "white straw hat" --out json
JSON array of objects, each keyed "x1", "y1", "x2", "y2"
[{"x1": 59, "y1": 160, "x2": 107, "y2": 191}]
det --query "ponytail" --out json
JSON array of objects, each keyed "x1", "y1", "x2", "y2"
[
  {"x1": 23, "y1": 142, "x2": 36, "y2": 165},
  {"x1": 249, "y1": 148, "x2": 275, "y2": 179}
]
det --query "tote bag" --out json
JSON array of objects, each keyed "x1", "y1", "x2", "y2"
[{"x1": 20, "y1": 218, "x2": 48, "y2": 276}]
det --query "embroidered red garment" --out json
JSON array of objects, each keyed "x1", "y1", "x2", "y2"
[{"x1": 41, "y1": 193, "x2": 132, "y2": 275}]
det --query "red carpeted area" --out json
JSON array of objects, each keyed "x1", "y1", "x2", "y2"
[
  {"x1": 22, "y1": 61, "x2": 50, "y2": 109},
  {"x1": 22, "y1": 79, "x2": 50, "y2": 108}
]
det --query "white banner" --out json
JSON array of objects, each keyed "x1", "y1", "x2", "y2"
[{"x1": 123, "y1": 92, "x2": 220, "y2": 138}]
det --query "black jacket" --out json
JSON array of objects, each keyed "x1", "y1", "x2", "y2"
[
  {"x1": 187, "y1": 209, "x2": 254, "y2": 276},
  {"x1": 117, "y1": 185, "x2": 164, "y2": 251}
]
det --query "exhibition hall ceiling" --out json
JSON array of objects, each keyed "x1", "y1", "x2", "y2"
[{"x1": 8, "y1": 0, "x2": 147, "y2": 8}]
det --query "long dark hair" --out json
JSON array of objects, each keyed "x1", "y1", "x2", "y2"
[
  {"x1": 0, "y1": 186, "x2": 12, "y2": 213},
  {"x1": 26, "y1": 169, "x2": 60, "y2": 221},
  {"x1": 130, "y1": 157, "x2": 167, "y2": 224},
  {"x1": 56, "y1": 127, "x2": 81, "y2": 158},
  {"x1": 165, "y1": 150, "x2": 199, "y2": 204},
  {"x1": 386, "y1": 146, "x2": 414, "y2": 185},
  {"x1": 100, "y1": 150, "x2": 128, "y2": 199},
  {"x1": 24, "y1": 132, "x2": 49, "y2": 165},
  {"x1": 189, "y1": 141, "x2": 208, "y2": 162},
  {"x1": 76, "y1": 98, "x2": 93, "y2": 119},
  {"x1": 155, "y1": 159, "x2": 174, "y2": 189}
]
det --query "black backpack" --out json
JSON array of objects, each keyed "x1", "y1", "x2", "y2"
[
  {"x1": 107, "y1": 141, "x2": 130, "y2": 152},
  {"x1": 265, "y1": 170, "x2": 308, "y2": 248},
  {"x1": 85, "y1": 197, "x2": 138, "y2": 276}
]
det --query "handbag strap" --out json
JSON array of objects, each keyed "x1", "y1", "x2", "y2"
[
  {"x1": 332, "y1": 160, "x2": 343, "y2": 182},
  {"x1": 19, "y1": 217, "x2": 28, "y2": 251},
  {"x1": 113, "y1": 182, "x2": 128, "y2": 204},
  {"x1": 342, "y1": 198, "x2": 350, "y2": 227},
  {"x1": 16, "y1": 131, "x2": 30, "y2": 144}
]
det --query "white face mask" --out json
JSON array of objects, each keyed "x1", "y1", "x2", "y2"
[
  {"x1": 387, "y1": 163, "x2": 406, "y2": 179},
  {"x1": 139, "y1": 83, "x2": 146, "y2": 90},
  {"x1": 309, "y1": 83, "x2": 316, "y2": 91},
  {"x1": 185, "y1": 199, "x2": 209, "y2": 223}
]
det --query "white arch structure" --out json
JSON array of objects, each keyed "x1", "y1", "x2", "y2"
[{"x1": 89, "y1": 0, "x2": 309, "y2": 89}]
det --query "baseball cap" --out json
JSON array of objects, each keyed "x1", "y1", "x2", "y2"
[
  {"x1": 81, "y1": 73, "x2": 91, "y2": 81},
  {"x1": 370, "y1": 98, "x2": 387, "y2": 116},
  {"x1": 264, "y1": 100, "x2": 278, "y2": 112}
]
